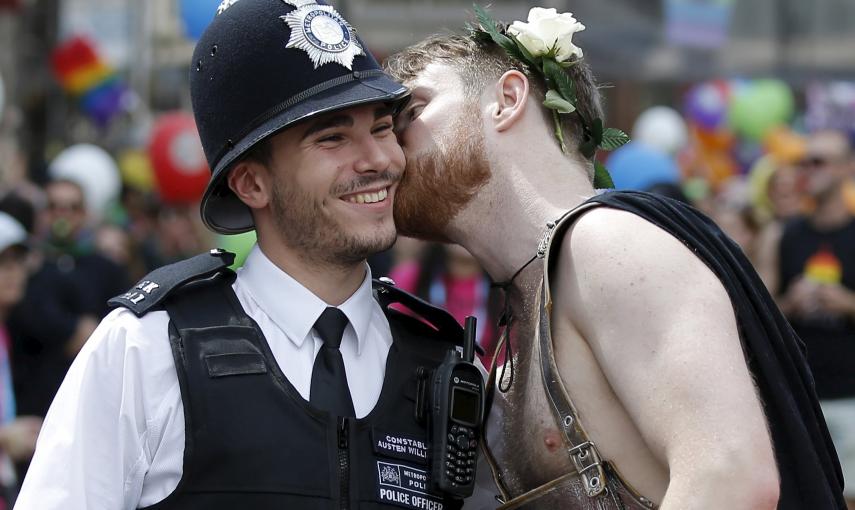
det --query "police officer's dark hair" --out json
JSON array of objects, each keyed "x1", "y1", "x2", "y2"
[
  {"x1": 385, "y1": 33, "x2": 603, "y2": 170},
  {"x1": 242, "y1": 138, "x2": 274, "y2": 168}
]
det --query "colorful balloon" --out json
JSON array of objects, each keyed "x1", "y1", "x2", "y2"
[
  {"x1": 684, "y1": 81, "x2": 729, "y2": 130},
  {"x1": 682, "y1": 177, "x2": 710, "y2": 203},
  {"x1": 632, "y1": 106, "x2": 689, "y2": 155},
  {"x1": 746, "y1": 155, "x2": 777, "y2": 222},
  {"x1": 118, "y1": 150, "x2": 156, "y2": 192},
  {"x1": 217, "y1": 230, "x2": 257, "y2": 269},
  {"x1": 728, "y1": 78, "x2": 751, "y2": 100},
  {"x1": 49, "y1": 144, "x2": 121, "y2": 218},
  {"x1": 844, "y1": 180, "x2": 855, "y2": 216},
  {"x1": 180, "y1": 0, "x2": 222, "y2": 40},
  {"x1": 606, "y1": 141, "x2": 681, "y2": 191},
  {"x1": 692, "y1": 125, "x2": 735, "y2": 153},
  {"x1": 699, "y1": 151, "x2": 738, "y2": 188},
  {"x1": 148, "y1": 112, "x2": 210, "y2": 204},
  {"x1": 728, "y1": 79, "x2": 795, "y2": 141},
  {"x1": 763, "y1": 127, "x2": 806, "y2": 165},
  {"x1": 733, "y1": 139, "x2": 766, "y2": 174}
]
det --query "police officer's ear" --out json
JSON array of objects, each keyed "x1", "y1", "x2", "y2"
[
  {"x1": 491, "y1": 70, "x2": 530, "y2": 133},
  {"x1": 227, "y1": 161, "x2": 271, "y2": 210}
]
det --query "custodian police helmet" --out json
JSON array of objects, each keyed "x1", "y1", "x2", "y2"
[{"x1": 191, "y1": 0, "x2": 410, "y2": 234}]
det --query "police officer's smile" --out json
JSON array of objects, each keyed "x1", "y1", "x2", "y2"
[{"x1": 340, "y1": 186, "x2": 389, "y2": 206}]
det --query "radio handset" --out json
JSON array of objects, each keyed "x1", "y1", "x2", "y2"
[{"x1": 429, "y1": 316, "x2": 485, "y2": 497}]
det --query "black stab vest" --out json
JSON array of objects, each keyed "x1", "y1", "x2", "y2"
[{"x1": 117, "y1": 266, "x2": 464, "y2": 510}]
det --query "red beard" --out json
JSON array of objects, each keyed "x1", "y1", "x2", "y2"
[{"x1": 394, "y1": 126, "x2": 491, "y2": 242}]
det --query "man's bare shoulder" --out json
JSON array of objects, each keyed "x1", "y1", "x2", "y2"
[
  {"x1": 554, "y1": 206, "x2": 732, "y2": 332},
  {"x1": 558, "y1": 205, "x2": 702, "y2": 275}
]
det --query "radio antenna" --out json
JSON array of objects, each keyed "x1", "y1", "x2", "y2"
[{"x1": 463, "y1": 316, "x2": 476, "y2": 363}]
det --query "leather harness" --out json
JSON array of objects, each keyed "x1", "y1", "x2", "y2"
[{"x1": 481, "y1": 204, "x2": 656, "y2": 509}]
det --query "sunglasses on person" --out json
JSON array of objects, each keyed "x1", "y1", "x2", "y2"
[
  {"x1": 47, "y1": 201, "x2": 84, "y2": 212},
  {"x1": 797, "y1": 155, "x2": 833, "y2": 169}
]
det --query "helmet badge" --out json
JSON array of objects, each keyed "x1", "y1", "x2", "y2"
[
  {"x1": 216, "y1": 0, "x2": 241, "y2": 15},
  {"x1": 281, "y1": 0, "x2": 365, "y2": 70}
]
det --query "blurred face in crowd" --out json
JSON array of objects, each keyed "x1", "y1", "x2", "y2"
[
  {"x1": 712, "y1": 206, "x2": 757, "y2": 259},
  {"x1": 95, "y1": 225, "x2": 132, "y2": 266},
  {"x1": 767, "y1": 165, "x2": 803, "y2": 220},
  {"x1": 393, "y1": 63, "x2": 491, "y2": 242},
  {"x1": 247, "y1": 104, "x2": 404, "y2": 266},
  {"x1": 0, "y1": 246, "x2": 28, "y2": 311},
  {"x1": 158, "y1": 205, "x2": 206, "y2": 258},
  {"x1": 799, "y1": 131, "x2": 854, "y2": 201},
  {"x1": 45, "y1": 180, "x2": 87, "y2": 241}
]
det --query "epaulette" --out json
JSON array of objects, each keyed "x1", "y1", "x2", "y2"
[
  {"x1": 373, "y1": 278, "x2": 484, "y2": 355},
  {"x1": 108, "y1": 249, "x2": 236, "y2": 317}
]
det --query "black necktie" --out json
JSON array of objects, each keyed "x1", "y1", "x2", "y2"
[{"x1": 309, "y1": 307, "x2": 355, "y2": 417}]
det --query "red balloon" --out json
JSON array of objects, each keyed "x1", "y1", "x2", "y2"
[{"x1": 148, "y1": 111, "x2": 209, "y2": 204}]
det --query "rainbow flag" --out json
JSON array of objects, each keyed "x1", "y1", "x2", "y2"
[
  {"x1": 50, "y1": 36, "x2": 128, "y2": 127},
  {"x1": 804, "y1": 246, "x2": 843, "y2": 285}
]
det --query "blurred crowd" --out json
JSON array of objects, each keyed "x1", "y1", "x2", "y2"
[{"x1": 0, "y1": 73, "x2": 855, "y2": 505}]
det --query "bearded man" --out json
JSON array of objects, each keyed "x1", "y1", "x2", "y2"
[{"x1": 385, "y1": 7, "x2": 845, "y2": 510}]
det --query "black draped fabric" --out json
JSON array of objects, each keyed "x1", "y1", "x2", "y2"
[{"x1": 587, "y1": 190, "x2": 845, "y2": 509}]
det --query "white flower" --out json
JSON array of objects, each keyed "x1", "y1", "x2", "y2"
[{"x1": 507, "y1": 7, "x2": 586, "y2": 62}]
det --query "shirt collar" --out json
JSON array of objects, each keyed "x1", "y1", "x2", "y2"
[{"x1": 237, "y1": 245, "x2": 375, "y2": 354}]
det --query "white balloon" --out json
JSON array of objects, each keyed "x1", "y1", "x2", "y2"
[
  {"x1": 632, "y1": 106, "x2": 689, "y2": 156},
  {"x1": 49, "y1": 144, "x2": 121, "y2": 218}
]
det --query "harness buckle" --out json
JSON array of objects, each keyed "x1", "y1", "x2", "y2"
[{"x1": 567, "y1": 441, "x2": 606, "y2": 497}]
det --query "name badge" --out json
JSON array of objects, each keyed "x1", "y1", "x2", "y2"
[{"x1": 372, "y1": 429, "x2": 429, "y2": 465}]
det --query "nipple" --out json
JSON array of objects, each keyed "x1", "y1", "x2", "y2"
[{"x1": 544, "y1": 430, "x2": 561, "y2": 452}]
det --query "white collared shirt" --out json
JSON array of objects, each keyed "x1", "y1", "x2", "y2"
[{"x1": 15, "y1": 246, "x2": 394, "y2": 509}]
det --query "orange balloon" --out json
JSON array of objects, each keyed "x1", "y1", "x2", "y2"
[
  {"x1": 706, "y1": 153, "x2": 738, "y2": 189},
  {"x1": 763, "y1": 127, "x2": 806, "y2": 165},
  {"x1": 692, "y1": 125, "x2": 735, "y2": 153},
  {"x1": 681, "y1": 144, "x2": 736, "y2": 190},
  {"x1": 844, "y1": 180, "x2": 855, "y2": 215}
]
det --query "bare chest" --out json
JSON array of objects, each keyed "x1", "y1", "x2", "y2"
[
  {"x1": 483, "y1": 314, "x2": 666, "y2": 508},
  {"x1": 485, "y1": 330, "x2": 587, "y2": 496}
]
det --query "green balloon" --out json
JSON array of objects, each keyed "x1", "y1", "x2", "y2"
[
  {"x1": 728, "y1": 80, "x2": 795, "y2": 141},
  {"x1": 217, "y1": 230, "x2": 257, "y2": 269}
]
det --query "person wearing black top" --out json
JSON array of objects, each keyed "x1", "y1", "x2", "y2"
[
  {"x1": 777, "y1": 130, "x2": 855, "y2": 509},
  {"x1": 385, "y1": 19, "x2": 844, "y2": 509}
]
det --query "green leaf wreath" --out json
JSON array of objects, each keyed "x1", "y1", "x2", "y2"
[{"x1": 469, "y1": 4, "x2": 629, "y2": 189}]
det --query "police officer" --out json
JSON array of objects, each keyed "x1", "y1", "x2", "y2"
[{"x1": 15, "y1": 1, "x2": 473, "y2": 508}]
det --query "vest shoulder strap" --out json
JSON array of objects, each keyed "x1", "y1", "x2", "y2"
[
  {"x1": 373, "y1": 279, "x2": 483, "y2": 356},
  {"x1": 108, "y1": 249, "x2": 236, "y2": 317},
  {"x1": 109, "y1": 252, "x2": 474, "y2": 355}
]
